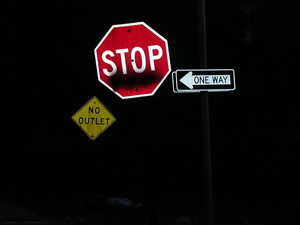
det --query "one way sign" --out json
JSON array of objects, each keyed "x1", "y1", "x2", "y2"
[{"x1": 172, "y1": 69, "x2": 235, "y2": 93}]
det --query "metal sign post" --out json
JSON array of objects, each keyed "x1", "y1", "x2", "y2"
[
  {"x1": 197, "y1": 1, "x2": 214, "y2": 225},
  {"x1": 172, "y1": 1, "x2": 236, "y2": 221}
]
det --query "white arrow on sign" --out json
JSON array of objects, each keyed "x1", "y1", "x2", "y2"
[{"x1": 179, "y1": 71, "x2": 231, "y2": 89}]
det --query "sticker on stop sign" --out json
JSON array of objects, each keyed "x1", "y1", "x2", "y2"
[{"x1": 94, "y1": 22, "x2": 171, "y2": 99}]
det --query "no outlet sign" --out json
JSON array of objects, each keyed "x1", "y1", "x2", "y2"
[{"x1": 94, "y1": 22, "x2": 171, "y2": 99}]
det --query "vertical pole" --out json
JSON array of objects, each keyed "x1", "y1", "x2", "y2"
[
  {"x1": 201, "y1": 91, "x2": 213, "y2": 225},
  {"x1": 197, "y1": 0, "x2": 207, "y2": 68},
  {"x1": 197, "y1": 1, "x2": 214, "y2": 225}
]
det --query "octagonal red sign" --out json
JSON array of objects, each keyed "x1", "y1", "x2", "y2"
[{"x1": 94, "y1": 22, "x2": 171, "y2": 99}]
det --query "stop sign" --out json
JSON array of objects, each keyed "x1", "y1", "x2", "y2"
[{"x1": 94, "y1": 22, "x2": 171, "y2": 99}]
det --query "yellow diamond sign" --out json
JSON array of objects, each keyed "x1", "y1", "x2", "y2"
[{"x1": 72, "y1": 96, "x2": 116, "y2": 140}]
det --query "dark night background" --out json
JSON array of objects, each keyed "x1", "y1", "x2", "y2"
[{"x1": 2, "y1": 0, "x2": 300, "y2": 224}]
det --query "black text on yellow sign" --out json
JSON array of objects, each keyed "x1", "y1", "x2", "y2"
[{"x1": 72, "y1": 96, "x2": 116, "y2": 140}]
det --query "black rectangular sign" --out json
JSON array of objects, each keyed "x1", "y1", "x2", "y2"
[{"x1": 172, "y1": 69, "x2": 235, "y2": 93}]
